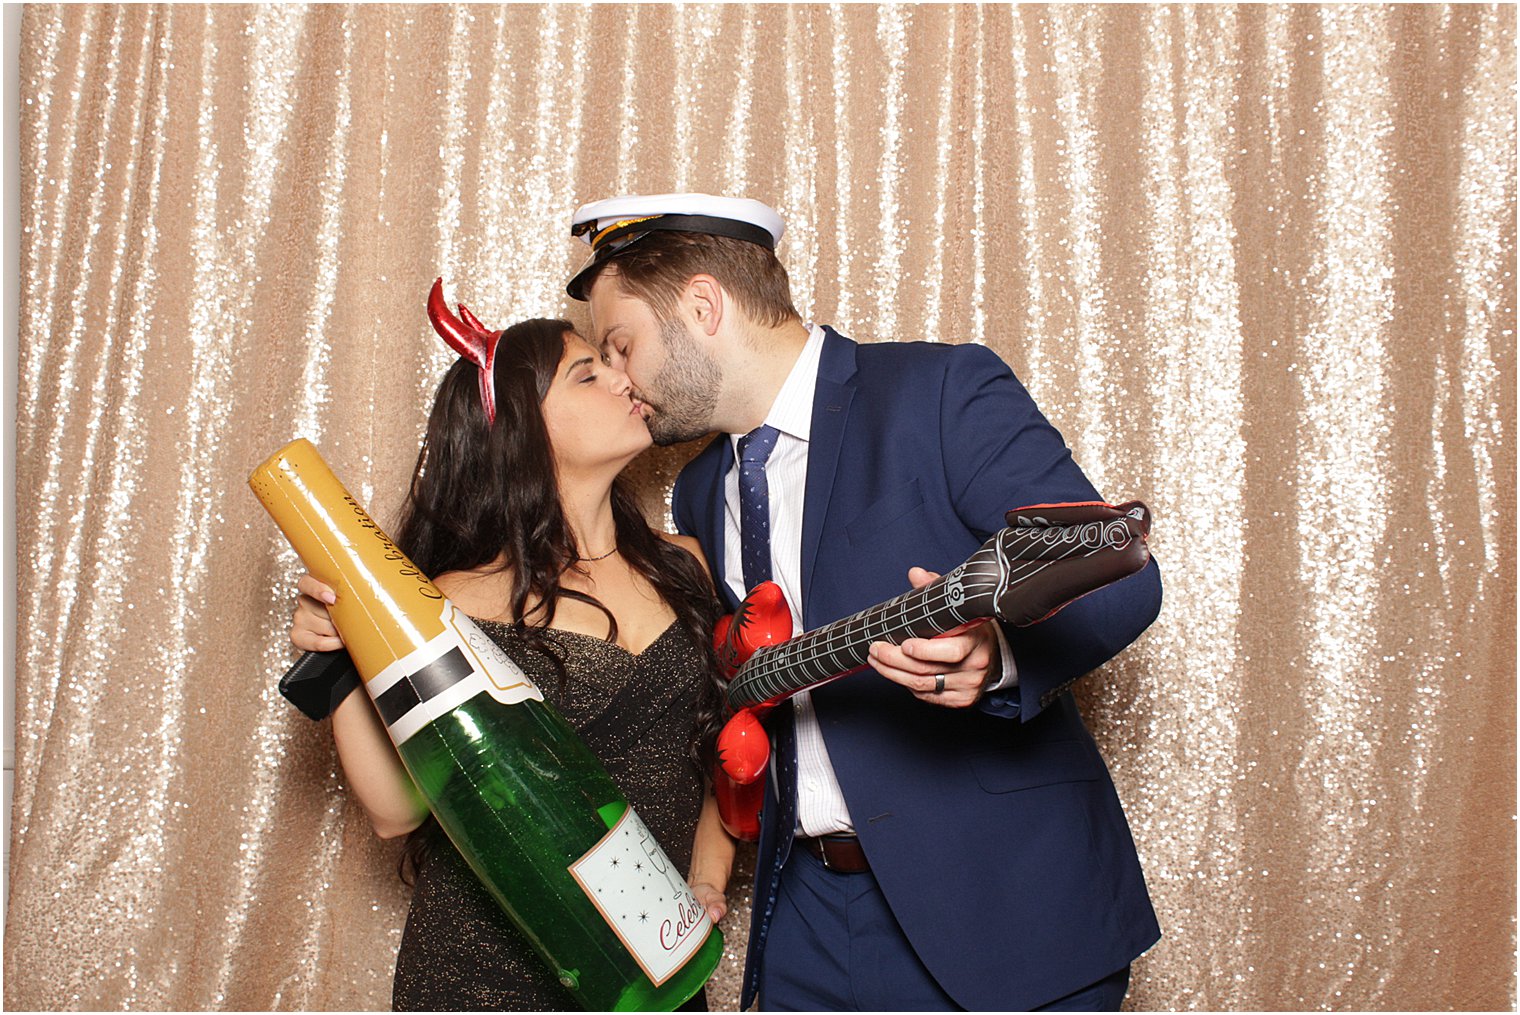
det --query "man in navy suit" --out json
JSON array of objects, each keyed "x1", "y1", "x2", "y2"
[{"x1": 567, "y1": 194, "x2": 1162, "y2": 1011}]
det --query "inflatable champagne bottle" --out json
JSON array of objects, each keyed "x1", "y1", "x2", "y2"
[{"x1": 250, "y1": 438, "x2": 721, "y2": 1011}]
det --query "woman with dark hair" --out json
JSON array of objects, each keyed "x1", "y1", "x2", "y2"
[{"x1": 289, "y1": 306, "x2": 734, "y2": 1011}]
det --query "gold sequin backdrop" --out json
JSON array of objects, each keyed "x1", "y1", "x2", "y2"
[{"x1": 6, "y1": 3, "x2": 1515, "y2": 1011}]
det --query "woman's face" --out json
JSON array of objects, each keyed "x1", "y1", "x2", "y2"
[{"x1": 540, "y1": 331, "x2": 653, "y2": 474}]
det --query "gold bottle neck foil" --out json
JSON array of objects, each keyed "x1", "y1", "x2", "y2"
[{"x1": 249, "y1": 438, "x2": 447, "y2": 681}]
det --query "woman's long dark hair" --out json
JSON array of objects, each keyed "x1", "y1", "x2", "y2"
[{"x1": 392, "y1": 318, "x2": 726, "y2": 882}]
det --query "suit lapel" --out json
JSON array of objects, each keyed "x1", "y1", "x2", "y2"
[
  {"x1": 800, "y1": 329, "x2": 858, "y2": 624},
  {"x1": 695, "y1": 435, "x2": 739, "y2": 613}
]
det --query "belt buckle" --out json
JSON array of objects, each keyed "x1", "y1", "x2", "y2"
[{"x1": 817, "y1": 838, "x2": 835, "y2": 872}]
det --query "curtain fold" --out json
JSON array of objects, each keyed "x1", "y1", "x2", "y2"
[{"x1": 8, "y1": 4, "x2": 1514, "y2": 1010}]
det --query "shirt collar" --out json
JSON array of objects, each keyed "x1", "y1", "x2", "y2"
[{"x1": 730, "y1": 323, "x2": 826, "y2": 451}]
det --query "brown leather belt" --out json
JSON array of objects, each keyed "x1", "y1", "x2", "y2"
[{"x1": 797, "y1": 834, "x2": 870, "y2": 873}]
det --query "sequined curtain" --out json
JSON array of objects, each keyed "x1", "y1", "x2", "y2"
[{"x1": 8, "y1": 3, "x2": 1515, "y2": 1011}]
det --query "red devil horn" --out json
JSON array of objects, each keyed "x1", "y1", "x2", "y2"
[
  {"x1": 427, "y1": 278, "x2": 495, "y2": 368},
  {"x1": 427, "y1": 277, "x2": 500, "y2": 425},
  {"x1": 458, "y1": 304, "x2": 490, "y2": 334}
]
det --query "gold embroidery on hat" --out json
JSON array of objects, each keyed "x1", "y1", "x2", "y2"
[{"x1": 591, "y1": 215, "x2": 661, "y2": 249}]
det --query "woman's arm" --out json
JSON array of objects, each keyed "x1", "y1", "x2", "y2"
[
  {"x1": 331, "y1": 686, "x2": 429, "y2": 839},
  {"x1": 687, "y1": 791, "x2": 736, "y2": 924},
  {"x1": 289, "y1": 572, "x2": 428, "y2": 838},
  {"x1": 659, "y1": 534, "x2": 734, "y2": 920}
]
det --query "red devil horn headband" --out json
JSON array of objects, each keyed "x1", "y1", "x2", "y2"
[{"x1": 427, "y1": 277, "x2": 501, "y2": 425}]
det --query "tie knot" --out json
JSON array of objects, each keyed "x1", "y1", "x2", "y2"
[{"x1": 738, "y1": 424, "x2": 780, "y2": 465}]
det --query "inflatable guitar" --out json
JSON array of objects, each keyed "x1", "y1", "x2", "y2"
[{"x1": 711, "y1": 500, "x2": 1153, "y2": 840}]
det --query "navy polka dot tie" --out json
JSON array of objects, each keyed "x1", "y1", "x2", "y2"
[
  {"x1": 737, "y1": 424, "x2": 781, "y2": 592},
  {"x1": 737, "y1": 424, "x2": 799, "y2": 856}
]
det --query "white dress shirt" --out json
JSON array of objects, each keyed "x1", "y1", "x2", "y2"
[{"x1": 721, "y1": 324, "x2": 1017, "y2": 837}]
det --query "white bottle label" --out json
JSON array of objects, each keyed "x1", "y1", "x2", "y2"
[
  {"x1": 568, "y1": 807, "x2": 714, "y2": 987},
  {"x1": 368, "y1": 600, "x2": 544, "y2": 745}
]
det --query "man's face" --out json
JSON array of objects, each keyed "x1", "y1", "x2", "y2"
[{"x1": 586, "y1": 271, "x2": 721, "y2": 446}]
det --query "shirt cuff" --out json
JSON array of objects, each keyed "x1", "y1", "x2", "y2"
[{"x1": 982, "y1": 623, "x2": 1018, "y2": 693}]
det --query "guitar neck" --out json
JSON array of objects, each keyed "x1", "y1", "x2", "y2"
[{"x1": 725, "y1": 557, "x2": 994, "y2": 709}]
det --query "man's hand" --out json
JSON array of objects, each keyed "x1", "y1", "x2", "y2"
[
  {"x1": 292, "y1": 574, "x2": 345, "y2": 653},
  {"x1": 866, "y1": 567, "x2": 1001, "y2": 708}
]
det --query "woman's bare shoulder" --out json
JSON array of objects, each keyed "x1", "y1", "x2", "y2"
[
  {"x1": 657, "y1": 532, "x2": 711, "y2": 578},
  {"x1": 433, "y1": 563, "x2": 514, "y2": 622}
]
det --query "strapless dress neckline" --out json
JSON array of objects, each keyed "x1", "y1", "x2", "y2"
[{"x1": 470, "y1": 616, "x2": 681, "y2": 660}]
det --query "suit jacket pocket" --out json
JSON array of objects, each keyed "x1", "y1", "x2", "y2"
[
  {"x1": 964, "y1": 738, "x2": 1103, "y2": 793},
  {"x1": 845, "y1": 480, "x2": 925, "y2": 546}
]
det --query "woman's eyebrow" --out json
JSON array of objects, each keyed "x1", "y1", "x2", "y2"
[{"x1": 563, "y1": 356, "x2": 595, "y2": 377}]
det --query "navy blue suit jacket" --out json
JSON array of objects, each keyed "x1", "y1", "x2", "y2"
[{"x1": 672, "y1": 329, "x2": 1162, "y2": 1011}]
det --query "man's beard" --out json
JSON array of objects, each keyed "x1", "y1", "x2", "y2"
[{"x1": 641, "y1": 318, "x2": 721, "y2": 446}]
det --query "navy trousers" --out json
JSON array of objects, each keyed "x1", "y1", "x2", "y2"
[{"x1": 756, "y1": 848, "x2": 1131, "y2": 1012}]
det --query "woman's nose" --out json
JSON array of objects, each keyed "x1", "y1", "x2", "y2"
[{"x1": 607, "y1": 367, "x2": 632, "y2": 396}]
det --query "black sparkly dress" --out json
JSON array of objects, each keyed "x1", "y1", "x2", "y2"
[{"x1": 391, "y1": 618, "x2": 710, "y2": 1012}]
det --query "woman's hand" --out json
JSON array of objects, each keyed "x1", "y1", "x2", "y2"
[
  {"x1": 292, "y1": 573, "x2": 344, "y2": 652},
  {"x1": 689, "y1": 881, "x2": 728, "y2": 924}
]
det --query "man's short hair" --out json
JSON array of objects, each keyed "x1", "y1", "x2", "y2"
[{"x1": 594, "y1": 231, "x2": 799, "y2": 328}]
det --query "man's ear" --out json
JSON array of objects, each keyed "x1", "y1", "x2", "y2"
[{"x1": 686, "y1": 274, "x2": 724, "y2": 337}]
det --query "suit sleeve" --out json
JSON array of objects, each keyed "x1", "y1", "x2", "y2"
[{"x1": 938, "y1": 344, "x2": 1162, "y2": 722}]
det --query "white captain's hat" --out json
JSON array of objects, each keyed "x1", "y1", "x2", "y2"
[{"x1": 566, "y1": 193, "x2": 785, "y2": 300}]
